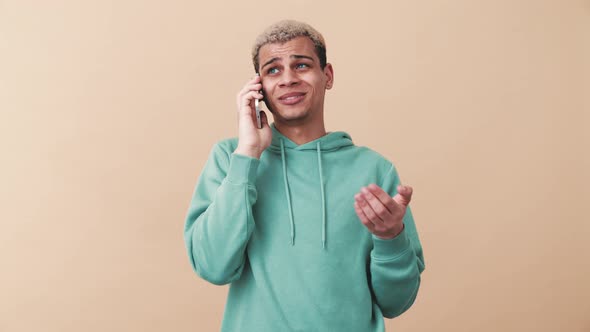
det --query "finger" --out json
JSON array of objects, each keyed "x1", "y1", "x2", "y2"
[
  {"x1": 354, "y1": 202, "x2": 376, "y2": 233},
  {"x1": 366, "y1": 184, "x2": 397, "y2": 214},
  {"x1": 248, "y1": 74, "x2": 261, "y2": 85},
  {"x1": 238, "y1": 75, "x2": 261, "y2": 94},
  {"x1": 236, "y1": 76, "x2": 262, "y2": 101},
  {"x1": 355, "y1": 193, "x2": 384, "y2": 226},
  {"x1": 239, "y1": 91, "x2": 264, "y2": 111},
  {"x1": 239, "y1": 82, "x2": 262, "y2": 95},
  {"x1": 393, "y1": 185, "x2": 413, "y2": 206},
  {"x1": 237, "y1": 83, "x2": 263, "y2": 104},
  {"x1": 246, "y1": 75, "x2": 261, "y2": 90},
  {"x1": 360, "y1": 187, "x2": 391, "y2": 221}
]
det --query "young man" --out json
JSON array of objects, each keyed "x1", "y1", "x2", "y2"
[{"x1": 184, "y1": 20, "x2": 425, "y2": 332}]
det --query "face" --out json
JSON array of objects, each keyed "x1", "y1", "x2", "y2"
[{"x1": 258, "y1": 36, "x2": 334, "y2": 125}]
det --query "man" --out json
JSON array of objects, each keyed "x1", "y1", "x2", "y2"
[{"x1": 184, "y1": 20, "x2": 425, "y2": 332}]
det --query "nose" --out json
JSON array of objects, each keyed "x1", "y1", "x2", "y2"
[{"x1": 278, "y1": 68, "x2": 300, "y2": 88}]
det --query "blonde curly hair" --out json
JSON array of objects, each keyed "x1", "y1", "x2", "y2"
[{"x1": 251, "y1": 20, "x2": 327, "y2": 72}]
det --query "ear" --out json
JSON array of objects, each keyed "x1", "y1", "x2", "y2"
[{"x1": 323, "y1": 63, "x2": 334, "y2": 90}]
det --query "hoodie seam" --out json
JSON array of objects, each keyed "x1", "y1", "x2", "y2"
[
  {"x1": 225, "y1": 178, "x2": 256, "y2": 187},
  {"x1": 244, "y1": 185, "x2": 252, "y2": 243},
  {"x1": 370, "y1": 246, "x2": 412, "y2": 262}
]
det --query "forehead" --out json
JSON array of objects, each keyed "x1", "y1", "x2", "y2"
[{"x1": 258, "y1": 36, "x2": 318, "y2": 62}]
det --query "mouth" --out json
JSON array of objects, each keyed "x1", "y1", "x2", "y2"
[{"x1": 278, "y1": 92, "x2": 306, "y2": 105}]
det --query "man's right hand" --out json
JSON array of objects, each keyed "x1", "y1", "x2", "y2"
[{"x1": 234, "y1": 74, "x2": 272, "y2": 159}]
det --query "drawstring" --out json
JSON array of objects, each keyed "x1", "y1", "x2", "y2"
[
  {"x1": 279, "y1": 138, "x2": 327, "y2": 250},
  {"x1": 280, "y1": 138, "x2": 295, "y2": 245},
  {"x1": 317, "y1": 142, "x2": 326, "y2": 249}
]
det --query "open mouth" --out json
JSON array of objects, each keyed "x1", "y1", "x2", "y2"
[{"x1": 278, "y1": 92, "x2": 306, "y2": 105}]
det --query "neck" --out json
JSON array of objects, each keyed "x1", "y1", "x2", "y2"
[{"x1": 274, "y1": 120, "x2": 327, "y2": 145}]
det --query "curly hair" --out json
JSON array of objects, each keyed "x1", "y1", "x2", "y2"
[{"x1": 251, "y1": 20, "x2": 327, "y2": 72}]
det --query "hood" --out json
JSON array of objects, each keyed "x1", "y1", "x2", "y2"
[
  {"x1": 266, "y1": 122, "x2": 354, "y2": 249},
  {"x1": 268, "y1": 122, "x2": 354, "y2": 153}
]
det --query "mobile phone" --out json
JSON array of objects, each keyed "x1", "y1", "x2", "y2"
[
  {"x1": 255, "y1": 96, "x2": 262, "y2": 129},
  {"x1": 255, "y1": 73, "x2": 262, "y2": 129}
]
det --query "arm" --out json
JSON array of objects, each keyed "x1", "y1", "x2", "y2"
[
  {"x1": 371, "y1": 165, "x2": 425, "y2": 317},
  {"x1": 183, "y1": 143, "x2": 259, "y2": 285},
  {"x1": 354, "y1": 164, "x2": 426, "y2": 318},
  {"x1": 370, "y1": 205, "x2": 425, "y2": 318}
]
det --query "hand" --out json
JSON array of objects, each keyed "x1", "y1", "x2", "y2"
[
  {"x1": 235, "y1": 74, "x2": 272, "y2": 159},
  {"x1": 354, "y1": 183, "x2": 413, "y2": 239}
]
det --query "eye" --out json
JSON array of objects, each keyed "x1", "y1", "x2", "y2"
[
  {"x1": 267, "y1": 67, "x2": 279, "y2": 75},
  {"x1": 295, "y1": 63, "x2": 309, "y2": 69}
]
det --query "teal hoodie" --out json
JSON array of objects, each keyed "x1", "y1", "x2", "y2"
[{"x1": 184, "y1": 123, "x2": 425, "y2": 332}]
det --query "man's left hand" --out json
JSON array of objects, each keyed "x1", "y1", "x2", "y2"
[{"x1": 354, "y1": 184, "x2": 413, "y2": 239}]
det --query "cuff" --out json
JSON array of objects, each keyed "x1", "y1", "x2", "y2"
[
  {"x1": 371, "y1": 226, "x2": 411, "y2": 258},
  {"x1": 226, "y1": 153, "x2": 259, "y2": 185}
]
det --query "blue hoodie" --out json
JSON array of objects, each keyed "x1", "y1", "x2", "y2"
[{"x1": 184, "y1": 123, "x2": 425, "y2": 331}]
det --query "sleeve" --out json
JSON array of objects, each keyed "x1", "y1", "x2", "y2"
[
  {"x1": 369, "y1": 163, "x2": 426, "y2": 318},
  {"x1": 183, "y1": 143, "x2": 260, "y2": 285}
]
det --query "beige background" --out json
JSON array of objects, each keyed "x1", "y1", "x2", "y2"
[{"x1": 1, "y1": 0, "x2": 588, "y2": 331}]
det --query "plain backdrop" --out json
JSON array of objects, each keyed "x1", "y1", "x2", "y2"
[{"x1": 1, "y1": 1, "x2": 588, "y2": 331}]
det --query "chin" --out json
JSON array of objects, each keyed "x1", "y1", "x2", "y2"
[{"x1": 277, "y1": 107, "x2": 310, "y2": 120}]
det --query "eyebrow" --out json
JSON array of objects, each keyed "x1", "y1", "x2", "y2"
[
  {"x1": 292, "y1": 55, "x2": 314, "y2": 62},
  {"x1": 261, "y1": 54, "x2": 315, "y2": 71}
]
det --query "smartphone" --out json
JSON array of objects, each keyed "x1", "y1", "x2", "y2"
[
  {"x1": 255, "y1": 73, "x2": 262, "y2": 129},
  {"x1": 255, "y1": 96, "x2": 262, "y2": 129}
]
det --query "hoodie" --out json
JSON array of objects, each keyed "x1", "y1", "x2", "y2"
[{"x1": 184, "y1": 123, "x2": 425, "y2": 332}]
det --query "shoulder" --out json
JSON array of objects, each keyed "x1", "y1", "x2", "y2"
[
  {"x1": 351, "y1": 146, "x2": 407, "y2": 193},
  {"x1": 204, "y1": 137, "x2": 239, "y2": 168},
  {"x1": 352, "y1": 145, "x2": 395, "y2": 170},
  {"x1": 212, "y1": 137, "x2": 239, "y2": 154}
]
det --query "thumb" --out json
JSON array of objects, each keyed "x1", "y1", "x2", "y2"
[
  {"x1": 392, "y1": 185, "x2": 413, "y2": 206},
  {"x1": 260, "y1": 110, "x2": 269, "y2": 127}
]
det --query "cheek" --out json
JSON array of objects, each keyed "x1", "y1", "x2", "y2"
[
  {"x1": 307, "y1": 75, "x2": 324, "y2": 89},
  {"x1": 261, "y1": 82, "x2": 273, "y2": 97},
  {"x1": 310, "y1": 79, "x2": 325, "y2": 96},
  {"x1": 262, "y1": 78, "x2": 277, "y2": 91}
]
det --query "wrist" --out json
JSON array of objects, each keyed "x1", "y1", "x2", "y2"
[
  {"x1": 234, "y1": 145, "x2": 261, "y2": 159},
  {"x1": 376, "y1": 223, "x2": 405, "y2": 240}
]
